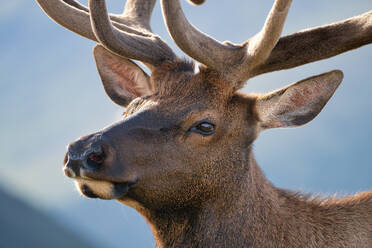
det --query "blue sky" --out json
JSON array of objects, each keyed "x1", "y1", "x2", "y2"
[{"x1": 1, "y1": 1, "x2": 371, "y2": 247}]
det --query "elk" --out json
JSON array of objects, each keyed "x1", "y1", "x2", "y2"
[{"x1": 36, "y1": 0, "x2": 372, "y2": 247}]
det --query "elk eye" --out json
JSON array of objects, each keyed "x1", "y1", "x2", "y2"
[{"x1": 190, "y1": 122, "x2": 215, "y2": 136}]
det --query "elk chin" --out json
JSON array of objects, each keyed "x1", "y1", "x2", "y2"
[{"x1": 74, "y1": 178, "x2": 130, "y2": 200}]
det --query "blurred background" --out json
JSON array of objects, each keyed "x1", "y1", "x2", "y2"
[{"x1": 0, "y1": 0, "x2": 371, "y2": 247}]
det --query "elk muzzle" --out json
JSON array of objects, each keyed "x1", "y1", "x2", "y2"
[
  {"x1": 64, "y1": 133, "x2": 106, "y2": 178},
  {"x1": 63, "y1": 132, "x2": 137, "y2": 200}
]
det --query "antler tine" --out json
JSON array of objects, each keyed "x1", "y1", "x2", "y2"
[
  {"x1": 161, "y1": 0, "x2": 292, "y2": 82},
  {"x1": 253, "y1": 10, "x2": 372, "y2": 77},
  {"x1": 63, "y1": 0, "x2": 151, "y2": 30},
  {"x1": 161, "y1": 0, "x2": 243, "y2": 73},
  {"x1": 36, "y1": 0, "x2": 96, "y2": 41},
  {"x1": 121, "y1": 0, "x2": 153, "y2": 32},
  {"x1": 88, "y1": 0, "x2": 176, "y2": 66},
  {"x1": 37, "y1": 0, "x2": 177, "y2": 67},
  {"x1": 63, "y1": 0, "x2": 88, "y2": 12},
  {"x1": 245, "y1": 0, "x2": 292, "y2": 69},
  {"x1": 36, "y1": 0, "x2": 151, "y2": 41}
]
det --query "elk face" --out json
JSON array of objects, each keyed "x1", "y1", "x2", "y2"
[
  {"x1": 63, "y1": 46, "x2": 255, "y2": 208},
  {"x1": 63, "y1": 45, "x2": 342, "y2": 210}
]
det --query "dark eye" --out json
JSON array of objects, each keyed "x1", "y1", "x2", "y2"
[{"x1": 190, "y1": 122, "x2": 215, "y2": 136}]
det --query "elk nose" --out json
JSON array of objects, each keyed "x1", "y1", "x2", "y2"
[{"x1": 63, "y1": 136, "x2": 106, "y2": 178}]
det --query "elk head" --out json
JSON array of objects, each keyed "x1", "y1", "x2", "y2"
[{"x1": 36, "y1": 0, "x2": 371, "y2": 212}]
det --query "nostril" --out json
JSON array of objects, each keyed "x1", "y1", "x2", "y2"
[
  {"x1": 84, "y1": 150, "x2": 105, "y2": 170},
  {"x1": 67, "y1": 136, "x2": 108, "y2": 172},
  {"x1": 88, "y1": 152, "x2": 105, "y2": 164}
]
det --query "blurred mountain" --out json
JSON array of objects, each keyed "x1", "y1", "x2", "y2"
[
  {"x1": 0, "y1": 187, "x2": 98, "y2": 248},
  {"x1": 50, "y1": 197, "x2": 155, "y2": 248}
]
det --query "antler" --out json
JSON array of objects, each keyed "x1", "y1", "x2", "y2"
[
  {"x1": 36, "y1": 0, "x2": 177, "y2": 67},
  {"x1": 36, "y1": 0, "x2": 372, "y2": 80},
  {"x1": 161, "y1": 0, "x2": 372, "y2": 83},
  {"x1": 161, "y1": 0, "x2": 292, "y2": 82},
  {"x1": 253, "y1": 11, "x2": 372, "y2": 77}
]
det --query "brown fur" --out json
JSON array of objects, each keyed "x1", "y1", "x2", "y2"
[
  {"x1": 40, "y1": 1, "x2": 372, "y2": 246},
  {"x1": 63, "y1": 60, "x2": 372, "y2": 247}
]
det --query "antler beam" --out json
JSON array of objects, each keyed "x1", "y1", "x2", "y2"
[{"x1": 253, "y1": 11, "x2": 372, "y2": 77}]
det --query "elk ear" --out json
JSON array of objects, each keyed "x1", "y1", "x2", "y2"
[
  {"x1": 256, "y1": 70, "x2": 343, "y2": 129},
  {"x1": 93, "y1": 45, "x2": 152, "y2": 107}
]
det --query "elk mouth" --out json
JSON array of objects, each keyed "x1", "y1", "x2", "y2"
[
  {"x1": 81, "y1": 184, "x2": 99, "y2": 198},
  {"x1": 76, "y1": 178, "x2": 137, "y2": 200},
  {"x1": 113, "y1": 181, "x2": 136, "y2": 198}
]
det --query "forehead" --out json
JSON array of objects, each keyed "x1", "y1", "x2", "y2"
[
  {"x1": 149, "y1": 61, "x2": 234, "y2": 106},
  {"x1": 124, "y1": 64, "x2": 234, "y2": 124}
]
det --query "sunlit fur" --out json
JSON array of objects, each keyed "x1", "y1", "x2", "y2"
[
  {"x1": 66, "y1": 56, "x2": 372, "y2": 247},
  {"x1": 75, "y1": 178, "x2": 115, "y2": 200},
  {"x1": 35, "y1": 0, "x2": 372, "y2": 246}
]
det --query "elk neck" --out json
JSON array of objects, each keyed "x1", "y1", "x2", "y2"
[
  {"x1": 132, "y1": 147, "x2": 291, "y2": 247},
  {"x1": 127, "y1": 145, "x2": 372, "y2": 248}
]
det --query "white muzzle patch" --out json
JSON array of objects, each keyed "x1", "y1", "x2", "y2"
[{"x1": 75, "y1": 178, "x2": 115, "y2": 199}]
